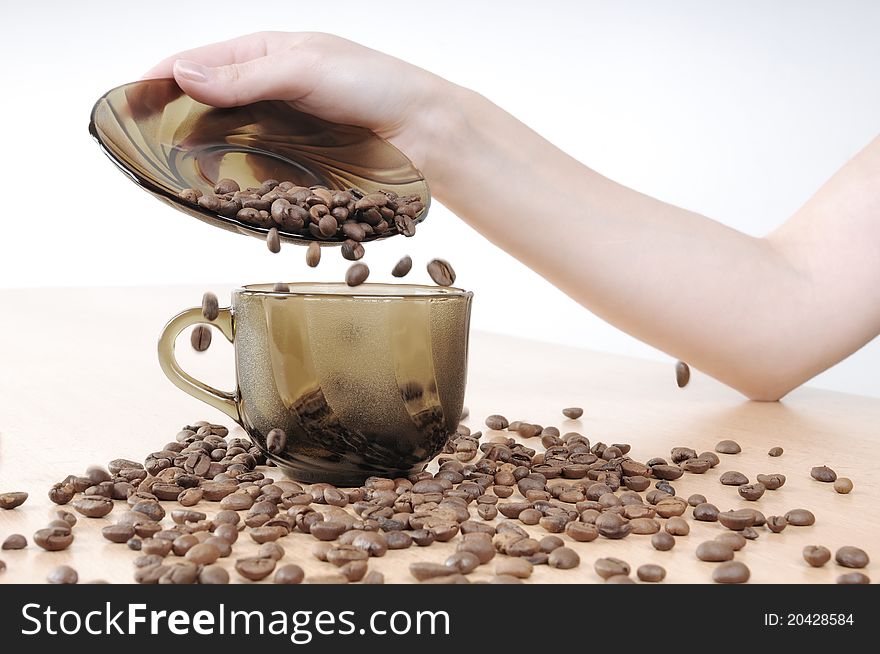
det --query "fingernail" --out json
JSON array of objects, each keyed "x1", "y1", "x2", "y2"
[{"x1": 175, "y1": 59, "x2": 210, "y2": 83}]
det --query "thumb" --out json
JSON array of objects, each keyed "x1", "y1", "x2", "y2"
[{"x1": 173, "y1": 56, "x2": 306, "y2": 107}]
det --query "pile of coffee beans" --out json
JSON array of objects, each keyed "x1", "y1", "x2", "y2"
[
  {"x1": 179, "y1": 179, "x2": 424, "y2": 243},
  {"x1": 1, "y1": 410, "x2": 869, "y2": 584}
]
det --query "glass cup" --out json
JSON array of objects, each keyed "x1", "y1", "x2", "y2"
[{"x1": 158, "y1": 283, "x2": 472, "y2": 485}]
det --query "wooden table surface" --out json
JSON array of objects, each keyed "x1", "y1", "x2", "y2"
[{"x1": 0, "y1": 285, "x2": 876, "y2": 584}]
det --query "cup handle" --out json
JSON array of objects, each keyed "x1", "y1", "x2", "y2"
[{"x1": 157, "y1": 306, "x2": 240, "y2": 422}]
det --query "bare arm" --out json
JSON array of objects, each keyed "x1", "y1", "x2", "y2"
[{"x1": 147, "y1": 32, "x2": 880, "y2": 400}]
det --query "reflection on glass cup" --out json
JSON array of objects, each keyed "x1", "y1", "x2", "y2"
[{"x1": 159, "y1": 283, "x2": 472, "y2": 485}]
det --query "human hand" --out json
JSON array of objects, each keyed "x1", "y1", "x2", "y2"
[{"x1": 144, "y1": 31, "x2": 456, "y2": 174}]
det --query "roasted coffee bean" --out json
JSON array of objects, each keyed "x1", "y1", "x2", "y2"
[
  {"x1": 665, "y1": 516, "x2": 689, "y2": 536},
  {"x1": 687, "y1": 494, "x2": 707, "y2": 507},
  {"x1": 485, "y1": 414, "x2": 509, "y2": 430},
  {"x1": 784, "y1": 508, "x2": 816, "y2": 526},
  {"x1": 196, "y1": 565, "x2": 229, "y2": 585},
  {"x1": 675, "y1": 361, "x2": 690, "y2": 387},
  {"x1": 102, "y1": 524, "x2": 135, "y2": 543},
  {"x1": 306, "y1": 242, "x2": 321, "y2": 267},
  {"x1": 834, "y1": 477, "x2": 853, "y2": 494},
  {"x1": 185, "y1": 542, "x2": 221, "y2": 565},
  {"x1": 458, "y1": 533, "x2": 495, "y2": 564},
  {"x1": 171, "y1": 534, "x2": 198, "y2": 556},
  {"x1": 720, "y1": 471, "x2": 749, "y2": 486},
  {"x1": 72, "y1": 496, "x2": 114, "y2": 518},
  {"x1": 652, "y1": 532, "x2": 675, "y2": 551},
  {"x1": 693, "y1": 502, "x2": 719, "y2": 522},
  {"x1": 134, "y1": 564, "x2": 169, "y2": 584},
  {"x1": 651, "y1": 465, "x2": 683, "y2": 481},
  {"x1": 837, "y1": 572, "x2": 871, "y2": 584},
  {"x1": 768, "y1": 446, "x2": 784, "y2": 457},
  {"x1": 142, "y1": 538, "x2": 172, "y2": 557},
  {"x1": 201, "y1": 292, "x2": 219, "y2": 320},
  {"x1": 275, "y1": 564, "x2": 305, "y2": 585},
  {"x1": 235, "y1": 557, "x2": 276, "y2": 581},
  {"x1": 214, "y1": 178, "x2": 240, "y2": 194},
  {"x1": 835, "y1": 546, "x2": 869, "y2": 569},
  {"x1": 266, "y1": 428, "x2": 286, "y2": 455},
  {"x1": 427, "y1": 259, "x2": 456, "y2": 286},
  {"x1": 410, "y1": 562, "x2": 458, "y2": 581},
  {"x1": 48, "y1": 482, "x2": 76, "y2": 505},
  {"x1": 0, "y1": 491, "x2": 28, "y2": 509},
  {"x1": 630, "y1": 517, "x2": 661, "y2": 535},
  {"x1": 159, "y1": 563, "x2": 200, "y2": 585},
  {"x1": 495, "y1": 558, "x2": 533, "y2": 579},
  {"x1": 810, "y1": 466, "x2": 837, "y2": 483},
  {"x1": 738, "y1": 483, "x2": 766, "y2": 501},
  {"x1": 595, "y1": 512, "x2": 632, "y2": 539},
  {"x1": 391, "y1": 255, "x2": 412, "y2": 278},
  {"x1": 565, "y1": 522, "x2": 598, "y2": 542},
  {"x1": 310, "y1": 521, "x2": 348, "y2": 541},
  {"x1": 671, "y1": 447, "x2": 697, "y2": 463},
  {"x1": 385, "y1": 531, "x2": 413, "y2": 550},
  {"x1": 258, "y1": 542, "x2": 285, "y2": 561},
  {"x1": 713, "y1": 561, "x2": 750, "y2": 584},
  {"x1": 756, "y1": 473, "x2": 786, "y2": 490},
  {"x1": 34, "y1": 526, "x2": 73, "y2": 551},
  {"x1": 715, "y1": 440, "x2": 741, "y2": 454},
  {"x1": 2, "y1": 534, "x2": 27, "y2": 550},
  {"x1": 803, "y1": 545, "x2": 831, "y2": 567},
  {"x1": 362, "y1": 571, "x2": 385, "y2": 584},
  {"x1": 191, "y1": 324, "x2": 212, "y2": 352},
  {"x1": 561, "y1": 407, "x2": 583, "y2": 419},
  {"x1": 548, "y1": 547, "x2": 580, "y2": 569},
  {"x1": 47, "y1": 565, "x2": 78, "y2": 585},
  {"x1": 594, "y1": 557, "x2": 630, "y2": 579},
  {"x1": 766, "y1": 516, "x2": 788, "y2": 533},
  {"x1": 718, "y1": 509, "x2": 755, "y2": 531},
  {"x1": 132, "y1": 501, "x2": 165, "y2": 522},
  {"x1": 637, "y1": 564, "x2": 666, "y2": 582},
  {"x1": 341, "y1": 239, "x2": 365, "y2": 261},
  {"x1": 179, "y1": 188, "x2": 203, "y2": 203},
  {"x1": 346, "y1": 263, "x2": 369, "y2": 287},
  {"x1": 446, "y1": 551, "x2": 481, "y2": 574},
  {"x1": 178, "y1": 488, "x2": 203, "y2": 507},
  {"x1": 696, "y1": 541, "x2": 735, "y2": 562}
]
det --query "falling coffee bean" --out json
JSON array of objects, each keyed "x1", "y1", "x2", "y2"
[
  {"x1": 485, "y1": 414, "x2": 509, "y2": 430},
  {"x1": 391, "y1": 255, "x2": 412, "y2": 278},
  {"x1": 562, "y1": 407, "x2": 583, "y2": 419},
  {"x1": 306, "y1": 242, "x2": 321, "y2": 267},
  {"x1": 346, "y1": 263, "x2": 370, "y2": 287},
  {"x1": 201, "y1": 292, "x2": 219, "y2": 320},
  {"x1": 191, "y1": 325, "x2": 212, "y2": 352},
  {"x1": 675, "y1": 361, "x2": 690, "y2": 387},
  {"x1": 266, "y1": 227, "x2": 281, "y2": 253},
  {"x1": 266, "y1": 428, "x2": 287, "y2": 455},
  {"x1": 427, "y1": 259, "x2": 456, "y2": 286},
  {"x1": 341, "y1": 239, "x2": 365, "y2": 261}
]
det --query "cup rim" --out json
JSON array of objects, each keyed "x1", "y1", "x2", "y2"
[{"x1": 235, "y1": 282, "x2": 473, "y2": 300}]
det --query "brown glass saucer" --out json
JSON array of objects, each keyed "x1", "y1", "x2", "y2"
[{"x1": 88, "y1": 79, "x2": 430, "y2": 244}]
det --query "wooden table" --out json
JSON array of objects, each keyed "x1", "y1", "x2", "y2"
[{"x1": 0, "y1": 286, "x2": 876, "y2": 584}]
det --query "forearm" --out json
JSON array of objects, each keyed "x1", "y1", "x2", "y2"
[{"x1": 423, "y1": 86, "x2": 839, "y2": 399}]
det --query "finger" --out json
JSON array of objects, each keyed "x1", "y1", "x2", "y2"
[
  {"x1": 141, "y1": 31, "x2": 277, "y2": 79},
  {"x1": 172, "y1": 52, "x2": 316, "y2": 107}
]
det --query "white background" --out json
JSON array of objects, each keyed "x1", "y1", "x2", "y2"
[{"x1": 1, "y1": 0, "x2": 878, "y2": 397}]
